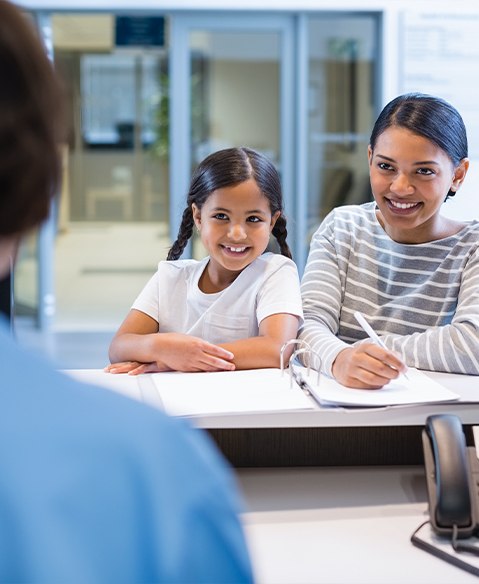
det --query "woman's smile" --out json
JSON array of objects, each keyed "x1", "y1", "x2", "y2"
[{"x1": 385, "y1": 198, "x2": 422, "y2": 214}]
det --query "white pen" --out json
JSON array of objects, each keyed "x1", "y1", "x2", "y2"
[{"x1": 353, "y1": 311, "x2": 409, "y2": 379}]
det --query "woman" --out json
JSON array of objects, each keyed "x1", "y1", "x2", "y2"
[{"x1": 300, "y1": 93, "x2": 479, "y2": 388}]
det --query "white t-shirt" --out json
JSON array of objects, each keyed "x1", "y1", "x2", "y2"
[{"x1": 132, "y1": 252, "x2": 303, "y2": 345}]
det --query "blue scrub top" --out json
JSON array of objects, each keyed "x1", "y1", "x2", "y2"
[{"x1": 0, "y1": 319, "x2": 253, "y2": 583}]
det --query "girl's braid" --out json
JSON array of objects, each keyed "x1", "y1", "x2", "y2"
[
  {"x1": 272, "y1": 214, "x2": 292, "y2": 259},
  {"x1": 167, "y1": 207, "x2": 194, "y2": 260}
]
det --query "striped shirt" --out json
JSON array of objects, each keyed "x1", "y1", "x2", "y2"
[{"x1": 299, "y1": 202, "x2": 479, "y2": 376}]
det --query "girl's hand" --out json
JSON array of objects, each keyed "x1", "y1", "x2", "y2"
[
  {"x1": 331, "y1": 343, "x2": 407, "y2": 389},
  {"x1": 155, "y1": 333, "x2": 235, "y2": 372},
  {"x1": 106, "y1": 333, "x2": 235, "y2": 374},
  {"x1": 104, "y1": 361, "x2": 164, "y2": 375}
]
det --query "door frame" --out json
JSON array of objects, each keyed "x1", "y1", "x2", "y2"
[{"x1": 36, "y1": 11, "x2": 57, "y2": 330}]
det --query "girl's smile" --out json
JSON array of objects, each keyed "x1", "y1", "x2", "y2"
[
  {"x1": 222, "y1": 245, "x2": 249, "y2": 255},
  {"x1": 192, "y1": 178, "x2": 279, "y2": 292}
]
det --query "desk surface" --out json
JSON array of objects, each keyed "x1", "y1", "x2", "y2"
[
  {"x1": 65, "y1": 369, "x2": 479, "y2": 429},
  {"x1": 237, "y1": 466, "x2": 477, "y2": 583}
]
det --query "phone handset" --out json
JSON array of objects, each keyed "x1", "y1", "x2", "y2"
[{"x1": 423, "y1": 414, "x2": 474, "y2": 536}]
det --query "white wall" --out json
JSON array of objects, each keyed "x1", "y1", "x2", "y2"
[{"x1": 399, "y1": 8, "x2": 479, "y2": 220}]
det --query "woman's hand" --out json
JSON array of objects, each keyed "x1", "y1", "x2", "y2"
[{"x1": 331, "y1": 343, "x2": 407, "y2": 389}]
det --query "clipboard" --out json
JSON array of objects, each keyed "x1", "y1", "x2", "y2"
[{"x1": 283, "y1": 341, "x2": 460, "y2": 408}]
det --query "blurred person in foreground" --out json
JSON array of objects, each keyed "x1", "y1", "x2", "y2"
[{"x1": 0, "y1": 1, "x2": 253, "y2": 581}]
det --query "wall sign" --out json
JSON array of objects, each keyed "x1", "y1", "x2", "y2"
[{"x1": 115, "y1": 16, "x2": 165, "y2": 47}]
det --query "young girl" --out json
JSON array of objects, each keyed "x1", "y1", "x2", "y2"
[
  {"x1": 107, "y1": 147, "x2": 303, "y2": 374},
  {"x1": 300, "y1": 93, "x2": 479, "y2": 388}
]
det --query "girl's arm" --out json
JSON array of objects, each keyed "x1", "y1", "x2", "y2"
[
  {"x1": 108, "y1": 309, "x2": 235, "y2": 373},
  {"x1": 219, "y1": 312, "x2": 300, "y2": 370}
]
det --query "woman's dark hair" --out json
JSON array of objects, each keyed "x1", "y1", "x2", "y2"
[
  {"x1": 369, "y1": 93, "x2": 468, "y2": 200},
  {"x1": 0, "y1": 0, "x2": 63, "y2": 236},
  {"x1": 167, "y1": 147, "x2": 292, "y2": 260}
]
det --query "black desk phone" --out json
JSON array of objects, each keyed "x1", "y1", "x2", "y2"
[{"x1": 423, "y1": 414, "x2": 479, "y2": 539}]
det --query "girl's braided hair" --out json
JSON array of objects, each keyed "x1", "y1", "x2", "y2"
[{"x1": 167, "y1": 146, "x2": 292, "y2": 260}]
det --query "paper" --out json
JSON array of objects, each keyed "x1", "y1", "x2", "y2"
[
  {"x1": 62, "y1": 366, "x2": 461, "y2": 415},
  {"x1": 298, "y1": 366, "x2": 459, "y2": 407},
  {"x1": 151, "y1": 368, "x2": 315, "y2": 417}
]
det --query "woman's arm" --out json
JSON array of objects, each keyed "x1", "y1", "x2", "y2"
[
  {"x1": 372, "y1": 249, "x2": 479, "y2": 374},
  {"x1": 299, "y1": 214, "x2": 406, "y2": 387},
  {"x1": 299, "y1": 218, "x2": 352, "y2": 374},
  {"x1": 219, "y1": 313, "x2": 300, "y2": 370},
  {"x1": 108, "y1": 309, "x2": 235, "y2": 373}
]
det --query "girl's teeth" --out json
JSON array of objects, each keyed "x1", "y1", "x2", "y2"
[
  {"x1": 390, "y1": 200, "x2": 418, "y2": 209},
  {"x1": 228, "y1": 246, "x2": 246, "y2": 252}
]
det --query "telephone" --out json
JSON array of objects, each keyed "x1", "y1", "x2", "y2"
[{"x1": 423, "y1": 414, "x2": 479, "y2": 539}]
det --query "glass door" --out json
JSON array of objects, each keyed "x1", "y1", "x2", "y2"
[
  {"x1": 17, "y1": 9, "x2": 381, "y2": 333},
  {"x1": 16, "y1": 12, "x2": 171, "y2": 331},
  {"x1": 169, "y1": 14, "x2": 295, "y2": 258},
  {"x1": 300, "y1": 13, "x2": 381, "y2": 268}
]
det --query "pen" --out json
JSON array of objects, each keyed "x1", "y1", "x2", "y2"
[{"x1": 353, "y1": 311, "x2": 409, "y2": 379}]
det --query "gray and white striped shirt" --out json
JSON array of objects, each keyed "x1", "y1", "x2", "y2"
[{"x1": 299, "y1": 202, "x2": 479, "y2": 375}]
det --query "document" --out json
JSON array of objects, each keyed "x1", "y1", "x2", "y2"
[
  {"x1": 151, "y1": 368, "x2": 315, "y2": 417},
  {"x1": 63, "y1": 366, "x2": 461, "y2": 418},
  {"x1": 297, "y1": 366, "x2": 459, "y2": 407}
]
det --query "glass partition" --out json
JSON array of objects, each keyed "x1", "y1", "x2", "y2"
[
  {"x1": 16, "y1": 9, "x2": 380, "y2": 331},
  {"x1": 43, "y1": 14, "x2": 170, "y2": 330},
  {"x1": 306, "y1": 15, "x2": 379, "y2": 241}
]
